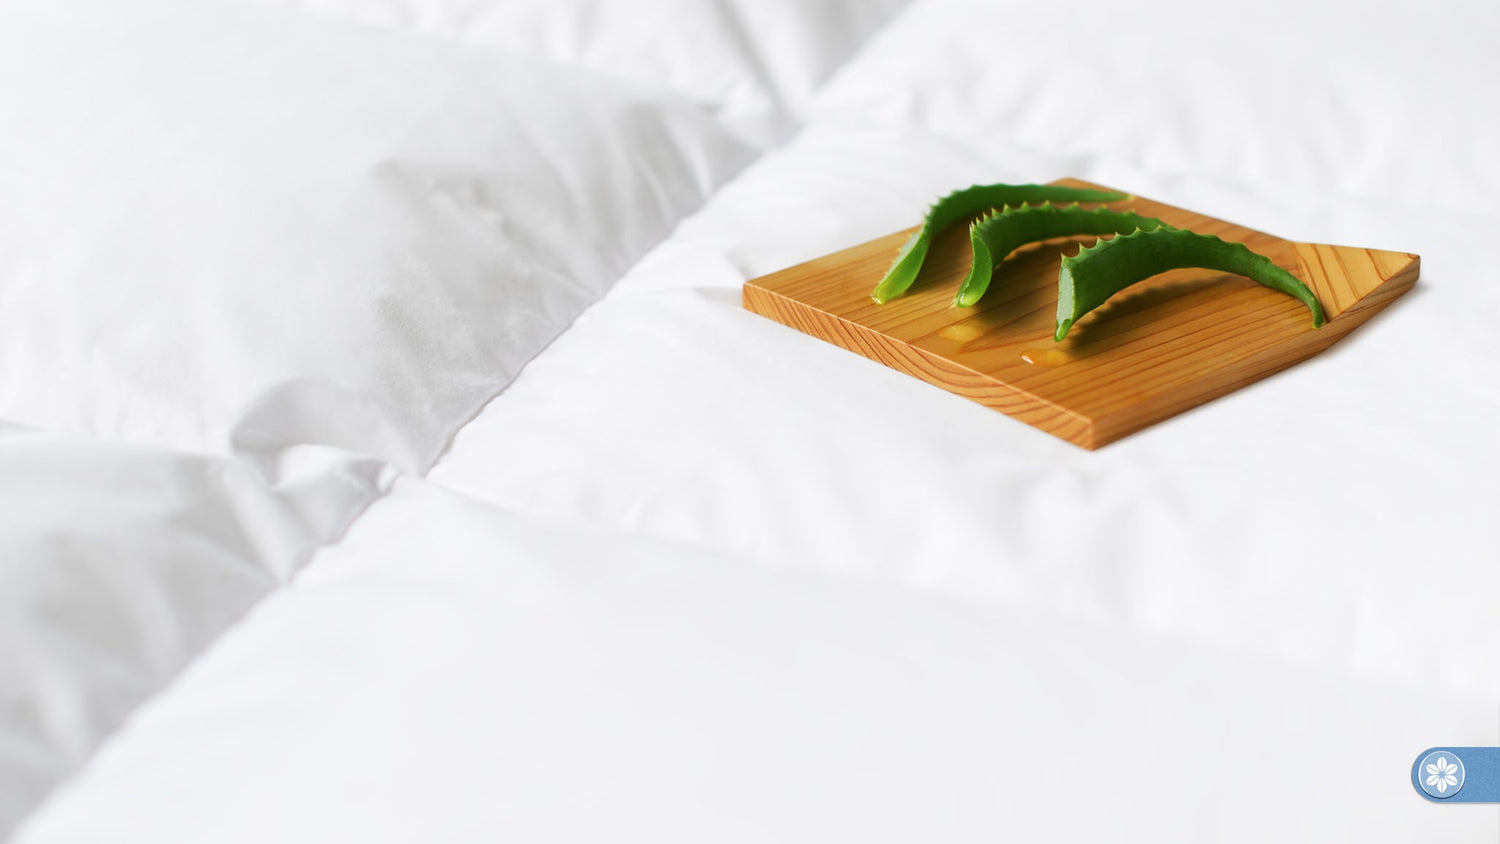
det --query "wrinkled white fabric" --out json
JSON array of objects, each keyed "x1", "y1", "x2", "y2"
[
  {"x1": 0, "y1": 0, "x2": 751, "y2": 474},
  {"x1": 811, "y1": 0, "x2": 1500, "y2": 215},
  {"x1": 0, "y1": 0, "x2": 760, "y2": 832},
  {"x1": 7, "y1": 0, "x2": 1500, "y2": 840},
  {"x1": 236, "y1": 0, "x2": 910, "y2": 145},
  {"x1": 0, "y1": 427, "x2": 324, "y2": 832},
  {"x1": 13, "y1": 479, "x2": 1495, "y2": 842}
]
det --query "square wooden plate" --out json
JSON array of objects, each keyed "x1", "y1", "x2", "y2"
[{"x1": 742, "y1": 179, "x2": 1419, "y2": 449}]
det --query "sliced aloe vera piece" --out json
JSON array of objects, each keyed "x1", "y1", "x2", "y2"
[
  {"x1": 1054, "y1": 228, "x2": 1326, "y2": 341},
  {"x1": 955, "y1": 203, "x2": 1168, "y2": 307},
  {"x1": 871, "y1": 183, "x2": 1130, "y2": 304}
]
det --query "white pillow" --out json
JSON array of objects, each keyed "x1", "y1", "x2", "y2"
[
  {"x1": 0, "y1": 0, "x2": 752, "y2": 476},
  {"x1": 0, "y1": 427, "x2": 320, "y2": 835},
  {"x1": 238, "y1": 0, "x2": 911, "y2": 145}
]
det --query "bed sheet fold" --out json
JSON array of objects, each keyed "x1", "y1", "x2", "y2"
[
  {"x1": 14, "y1": 478, "x2": 1495, "y2": 842},
  {"x1": 0, "y1": 427, "x2": 335, "y2": 833},
  {"x1": 0, "y1": 0, "x2": 910, "y2": 834},
  {"x1": 7, "y1": 0, "x2": 1500, "y2": 840}
]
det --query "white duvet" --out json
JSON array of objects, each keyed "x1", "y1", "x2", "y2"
[{"x1": 2, "y1": 0, "x2": 1497, "y2": 840}]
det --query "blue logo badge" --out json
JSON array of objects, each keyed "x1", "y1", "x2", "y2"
[{"x1": 1417, "y1": 750, "x2": 1465, "y2": 799}]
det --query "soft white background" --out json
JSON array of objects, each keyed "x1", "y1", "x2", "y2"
[{"x1": 4, "y1": 0, "x2": 1498, "y2": 840}]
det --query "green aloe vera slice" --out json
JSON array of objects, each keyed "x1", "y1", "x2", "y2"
[
  {"x1": 1054, "y1": 228, "x2": 1327, "y2": 341},
  {"x1": 955, "y1": 203, "x2": 1168, "y2": 307},
  {"x1": 871, "y1": 183, "x2": 1130, "y2": 304}
]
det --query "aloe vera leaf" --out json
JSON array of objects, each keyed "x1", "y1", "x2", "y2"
[
  {"x1": 870, "y1": 183, "x2": 1130, "y2": 304},
  {"x1": 1053, "y1": 228, "x2": 1327, "y2": 341},
  {"x1": 954, "y1": 203, "x2": 1169, "y2": 307}
]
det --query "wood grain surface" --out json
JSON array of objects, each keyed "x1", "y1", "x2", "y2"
[{"x1": 742, "y1": 179, "x2": 1419, "y2": 449}]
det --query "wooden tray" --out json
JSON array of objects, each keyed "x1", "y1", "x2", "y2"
[{"x1": 742, "y1": 179, "x2": 1419, "y2": 449}]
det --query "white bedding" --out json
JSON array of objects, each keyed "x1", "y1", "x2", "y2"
[{"x1": 3, "y1": 0, "x2": 1498, "y2": 840}]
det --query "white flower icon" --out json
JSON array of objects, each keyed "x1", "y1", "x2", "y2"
[{"x1": 1425, "y1": 756, "x2": 1460, "y2": 793}]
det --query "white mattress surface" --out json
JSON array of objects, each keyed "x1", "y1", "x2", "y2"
[{"x1": 4, "y1": 0, "x2": 1499, "y2": 840}]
